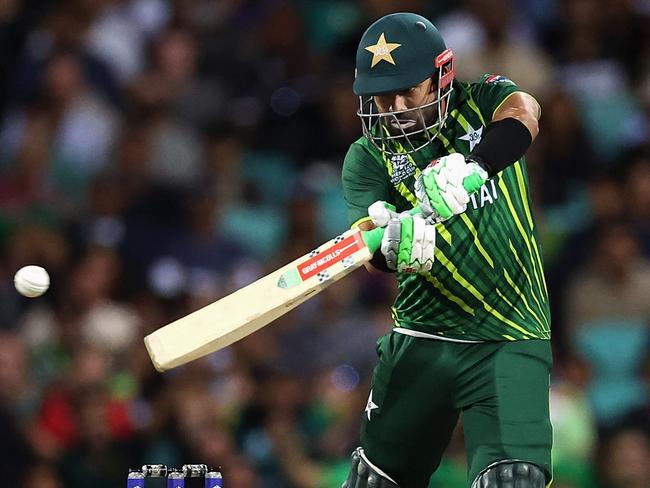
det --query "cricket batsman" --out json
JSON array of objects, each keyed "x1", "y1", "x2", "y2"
[{"x1": 341, "y1": 13, "x2": 551, "y2": 488}]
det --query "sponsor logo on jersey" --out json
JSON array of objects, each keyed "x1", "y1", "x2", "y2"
[
  {"x1": 389, "y1": 154, "x2": 416, "y2": 184},
  {"x1": 470, "y1": 179, "x2": 500, "y2": 210},
  {"x1": 485, "y1": 74, "x2": 514, "y2": 85}
]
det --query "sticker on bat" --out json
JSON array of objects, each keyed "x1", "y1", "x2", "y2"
[
  {"x1": 277, "y1": 232, "x2": 365, "y2": 289},
  {"x1": 297, "y1": 233, "x2": 364, "y2": 280}
]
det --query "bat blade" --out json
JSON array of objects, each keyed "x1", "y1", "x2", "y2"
[{"x1": 144, "y1": 228, "x2": 374, "y2": 371}]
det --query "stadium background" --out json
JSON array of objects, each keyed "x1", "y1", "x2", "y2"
[{"x1": 0, "y1": 0, "x2": 649, "y2": 486}]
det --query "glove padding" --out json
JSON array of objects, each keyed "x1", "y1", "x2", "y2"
[
  {"x1": 368, "y1": 201, "x2": 435, "y2": 273},
  {"x1": 414, "y1": 153, "x2": 488, "y2": 221}
]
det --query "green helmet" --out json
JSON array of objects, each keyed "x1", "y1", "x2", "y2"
[{"x1": 354, "y1": 13, "x2": 455, "y2": 155}]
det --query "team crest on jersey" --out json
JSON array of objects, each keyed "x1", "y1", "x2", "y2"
[
  {"x1": 459, "y1": 123, "x2": 483, "y2": 151},
  {"x1": 485, "y1": 74, "x2": 514, "y2": 85},
  {"x1": 389, "y1": 154, "x2": 416, "y2": 184},
  {"x1": 365, "y1": 389, "x2": 379, "y2": 420}
]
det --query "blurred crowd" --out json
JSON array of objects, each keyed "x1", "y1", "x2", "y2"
[{"x1": 0, "y1": 0, "x2": 649, "y2": 487}]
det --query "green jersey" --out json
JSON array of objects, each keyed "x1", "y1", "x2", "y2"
[{"x1": 342, "y1": 74, "x2": 550, "y2": 342}]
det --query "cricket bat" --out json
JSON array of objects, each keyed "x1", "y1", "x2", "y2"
[
  {"x1": 144, "y1": 223, "x2": 387, "y2": 371},
  {"x1": 144, "y1": 173, "x2": 482, "y2": 372}
]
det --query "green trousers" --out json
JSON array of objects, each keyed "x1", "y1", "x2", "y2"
[{"x1": 361, "y1": 332, "x2": 553, "y2": 487}]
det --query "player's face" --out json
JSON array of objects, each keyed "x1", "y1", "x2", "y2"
[{"x1": 373, "y1": 78, "x2": 440, "y2": 135}]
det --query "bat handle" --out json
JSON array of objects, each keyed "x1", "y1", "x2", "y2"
[
  {"x1": 361, "y1": 206, "x2": 422, "y2": 254},
  {"x1": 462, "y1": 172, "x2": 485, "y2": 194}
]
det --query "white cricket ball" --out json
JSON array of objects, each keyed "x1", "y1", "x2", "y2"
[{"x1": 14, "y1": 265, "x2": 50, "y2": 298}]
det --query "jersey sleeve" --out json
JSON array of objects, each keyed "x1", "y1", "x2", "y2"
[
  {"x1": 470, "y1": 74, "x2": 525, "y2": 122},
  {"x1": 341, "y1": 142, "x2": 391, "y2": 228}
]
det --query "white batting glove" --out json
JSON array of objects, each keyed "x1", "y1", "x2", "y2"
[
  {"x1": 368, "y1": 201, "x2": 436, "y2": 273},
  {"x1": 414, "y1": 153, "x2": 487, "y2": 221}
]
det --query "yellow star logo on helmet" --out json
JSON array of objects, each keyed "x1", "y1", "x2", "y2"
[{"x1": 365, "y1": 33, "x2": 402, "y2": 68}]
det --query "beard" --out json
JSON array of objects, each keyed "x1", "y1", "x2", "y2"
[{"x1": 381, "y1": 102, "x2": 440, "y2": 137}]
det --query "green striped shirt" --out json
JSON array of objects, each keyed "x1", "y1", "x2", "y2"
[{"x1": 342, "y1": 74, "x2": 550, "y2": 341}]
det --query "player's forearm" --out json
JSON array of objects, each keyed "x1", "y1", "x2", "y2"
[
  {"x1": 492, "y1": 106, "x2": 539, "y2": 139},
  {"x1": 467, "y1": 92, "x2": 540, "y2": 177},
  {"x1": 493, "y1": 91, "x2": 541, "y2": 137}
]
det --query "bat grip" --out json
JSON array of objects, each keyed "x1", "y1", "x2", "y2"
[
  {"x1": 362, "y1": 174, "x2": 483, "y2": 253},
  {"x1": 361, "y1": 206, "x2": 422, "y2": 254},
  {"x1": 462, "y1": 172, "x2": 485, "y2": 194}
]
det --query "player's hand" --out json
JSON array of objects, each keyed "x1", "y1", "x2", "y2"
[
  {"x1": 414, "y1": 153, "x2": 487, "y2": 221},
  {"x1": 368, "y1": 201, "x2": 435, "y2": 273}
]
